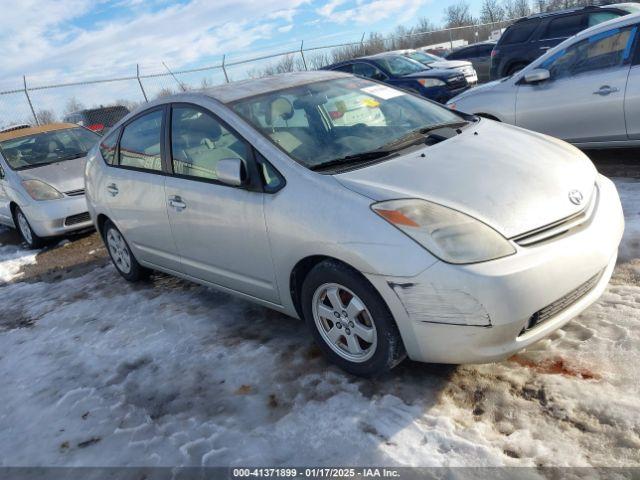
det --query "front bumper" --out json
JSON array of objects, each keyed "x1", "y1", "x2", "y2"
[
  {"x1": 21, "y1": 195, "x2": 93, "y2": 238},
  {"x1": 366, "y1": 175, "x2": 624, "y2": 364}
]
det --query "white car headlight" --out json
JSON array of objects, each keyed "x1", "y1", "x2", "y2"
[
  {"x1": 22, "y1": 180, "x2": 64, "y2": 201},
  {"x1": 417, "y1": 78, "x2": 446, "y2": 88},
  {"x1": 372, "y1": 199, "x2": 516, "y2": 264}
]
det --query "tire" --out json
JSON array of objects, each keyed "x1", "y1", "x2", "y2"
[
  {"x1": 301, "y1": 260, "x2": 406, "y2": 376},
  {"x1": 102, "y1": 219, "x2": 150, "y2": 282},
  {"x1": 506, "y1": 62, "x2": 527, "y2": 76},
  {"x1": 13, "y1": 206, "x2": 45, "y2": 249}
]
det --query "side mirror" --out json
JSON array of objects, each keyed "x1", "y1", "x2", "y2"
[
  {"x1": 215, "y1": 158, "x2": 244, "y2": 187},
  {"x1": 524, "y1": 68, "x2": 550, "y2": 84}
]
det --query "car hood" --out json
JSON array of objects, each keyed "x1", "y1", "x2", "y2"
[
  {"x1": 402, "y1": 68, "x2": 460, "y2": 80},
  {"x1": 428, "y1": 60, "x2": 472, "y2": 70},
  {"x1": 335, "y1": 120, "x2": 597, "y2": 239},
  {"x1": 17, "y1": 157, "x2": 86, "y2": 193},
  {"x1": 448, "y1": 79, "x2": 503, "y2": 103}
]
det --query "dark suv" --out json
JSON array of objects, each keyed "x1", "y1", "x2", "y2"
[
  {"x1": 490, "y1": 5, "x2": 629, "y2": 79},
  {"x1": 64, "y1": 106, "x2": 130, "y2": 135}
]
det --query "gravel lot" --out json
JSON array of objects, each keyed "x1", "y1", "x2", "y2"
[{"x1": 0, "y1": 151, "x2": 638, "y2": 467}]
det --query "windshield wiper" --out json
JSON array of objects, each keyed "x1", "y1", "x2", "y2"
[
  {"x1": 310, "y1": 150, "x2": 394, "y2": 172},
  {"x1": 379, "y1": 121, "x2": 470, "y2": 151}
]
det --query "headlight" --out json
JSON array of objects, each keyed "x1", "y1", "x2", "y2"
[
  {"x1": 22, "y1": 180, "x2": 64, "y2": 201},
  {"x1": 417, "y1": 78, "x2": 446, "y2": 88},
  {"x1": 372, "y1": 199, "x2": 516, "y2": 264}
]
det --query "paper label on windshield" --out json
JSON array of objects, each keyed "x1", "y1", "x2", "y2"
[{"x1": 361, "y1": 85, "x2": 405, "y2": 100}]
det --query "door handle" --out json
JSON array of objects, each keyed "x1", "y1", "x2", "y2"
[
  {"x1": 593, "y1": 85, "x2": 619, "y2": 96},
  {"x1": 106, "y1": 183, "x2": 119, "y2": 196},
  {"x1": 168, "y1": 195, "x2": 187, "y2": 211}
]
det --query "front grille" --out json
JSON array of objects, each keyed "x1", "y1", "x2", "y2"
[
  {"x1": 520, "y1": 271, "x2": 603, "y2": 335},
  {"x1": 513, "y1": 185, "x2": 598, "y2": 247},
  {"x1": 447, "y1": 75, "x2": 467, "y2": 90},
  {"x1": 64, "y1": 212, "x2": 91, "y2": 226},
  {"x1": 65, "y1": 188, "x2": 85, "y2": 197}
]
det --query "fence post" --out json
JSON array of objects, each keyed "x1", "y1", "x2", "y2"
[
  {"x1": 136, "y1": 64, "x2": 149, "y2": 102},
  {"x1": 300, "y1": 41, "x2": 308, "y2": 71},
  {"x1": 23, "y1": 76, "x2": 39, "y2": 126},
  {"x1": 222, "y1": 54, "x2": 230, "y2": 83},
  {"x1": 360, "y1": 32, "x2": 366, "y2": 55},
  {"x1": 449, "y1": 29, "x2": 454, "y2": 51}
]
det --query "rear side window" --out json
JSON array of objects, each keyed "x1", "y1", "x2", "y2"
[
  {"x1": 500, "y1": 21, "x2": 538, "y2": 45},
  {"x1": 99, "y1": 129, "x2": 119, "y2": 165},
  {"x1": 119, "y1": 110, "x2": 163, "y2": 172},
  {"x1": 332, "y1": 64, "x2": 354, "y2": 74},
  {"x1": 477, "y1": 44, "x2": 495, "y2": 56},
  {"x1": 542, "y1": 14, "x2": 585, "y2": 40},
  {"x1": 446, "y1": 47, "x2": 473, "y2": 60}
]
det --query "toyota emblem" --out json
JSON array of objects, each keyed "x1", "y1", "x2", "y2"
[{"x1": 568, "y1": 190, "x2": 583, "y2": 205}]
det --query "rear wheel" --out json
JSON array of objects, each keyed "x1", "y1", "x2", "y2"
[
  {"x1": 506, "y1": 62, "x2": 527, "y2": 76},
  {"x1": 13, "y1": 207, "x2": 45, "y2": 249},
  {"x1": 103, "y1": 220, "x2": 150, "y2": 282},
  {"x1": 301, "y1": 260, "x2": 406, "y2": 376}
]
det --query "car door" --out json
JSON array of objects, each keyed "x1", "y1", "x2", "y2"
[
  {"x1": 625, "y1": 30, "x2": 640, "y2": 139},
  {"x1": 0, "y1": 158, "x2": 12, "y2": 225},
  {"x1": 100, "y1": 107, "x2": 181, "y2": 271},
  {"x1": 163, "y1": 103, "x2": 279, "y2": 303},
  {"x1": 515, "y1": 25, "x2": 637, "y2": 143}
]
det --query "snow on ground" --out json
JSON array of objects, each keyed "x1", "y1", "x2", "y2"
[
  {"x1": 0, "y1": 179, "x2": 638, "y2": 468},
  {"x1": 0, "y1": 228, "x2": 37, "y2": 282}
]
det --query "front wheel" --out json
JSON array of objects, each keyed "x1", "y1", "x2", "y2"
[
  {"x1": 301, "y1": 260, "x2": 406, "y2": 376},
  {"x1": 14, "y1": 207, "x2": 45, "y2": 249},
  {"x1": 103, "y1": 220, "x2": 150, "y2": 282}
]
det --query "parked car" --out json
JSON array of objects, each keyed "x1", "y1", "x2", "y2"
[
  {"x1": 448, "y1": 13, "x2": 640, "y2": 149},
  {"x1": 0, "y1": 123, "x2": 99, "y2": 247},
  {"x1": 445, "y1": 42, "x2": 496, "y2": 83},
  {"x1": 389, "y1": 49, "x2": 478, "y2": 85},
  {"x1": 490, "y1": 5, "x2": 631, "y2": 79},
  {"x1": 64, "y1": 105, "x2": 130, "y2": 135},
  {"x1": 322, "y1": 53, "x2": 469, "y2": 103},
  {"x1": 85, "y1": 71, "x2": 623, "y2": 376}
]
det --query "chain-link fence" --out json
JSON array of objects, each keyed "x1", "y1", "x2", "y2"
[{"x1": 0, "y1": 19, "x2": 516, "y2": 132}]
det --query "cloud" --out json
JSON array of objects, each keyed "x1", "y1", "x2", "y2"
[{"x1": 316, "y1": 0, "x2": 428, "y2": 25}]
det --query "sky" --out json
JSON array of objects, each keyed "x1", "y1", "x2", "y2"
[
  {"x1": 0, "y1": 0, "x2": 483, "y2": 122},
  {"x1": 0, "y1": 0, "x2": 486, "y2": 87}
]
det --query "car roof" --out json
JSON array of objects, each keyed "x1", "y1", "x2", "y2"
[
  {"x1": 199, "y1": 70, "x2": 349, "y2": 104},
  {"x1": 0, "y1": 123, "x2": 80, "y2": 142},
  {"x1": 515, "y1": 4, "x2": 621, "y2": 23}
]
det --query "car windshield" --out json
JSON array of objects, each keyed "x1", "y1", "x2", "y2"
[
  {"x1": 230, "y1": 77, "x2": 464, "y2": 172},
  {"x1": 375, "y1": 55, "x2": 426, "y2": 76},
  {"x1": 406, "y1": 51, "x2": 441, "y2": 64},
  {"x1": 0, "y1": 128, "x2": 99, "y2": 170}
]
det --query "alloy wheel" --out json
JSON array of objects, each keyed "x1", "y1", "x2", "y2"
[
  {"x1": 312, "y1": 283, "x2": 377, "y2": 363},
  {"x1": 106, "y1": 228, "x2": 132, "y2": 274}
]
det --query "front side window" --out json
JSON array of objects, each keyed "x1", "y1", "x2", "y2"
[
  {"x1": 542, "y1": 15, "x2": 585, "y2": 40},
  {"x1": 170, "y1": 106, "x2": 249, "y2": 181},
  {"x1": 542, "y1": 26, "x2": 636, "y2": 80},
  {"x1": 99, "y1": 129, "x2": 119, "y2": 165},
  {"x1": 230, "y1": 77, "x2": 464, "y2": 172},
  {"x1": 119, "y1": 109, "x2": 163, "y2": 171},
  {"x1": 0, "y1": 127, "x2": 99, "y2": 170}
]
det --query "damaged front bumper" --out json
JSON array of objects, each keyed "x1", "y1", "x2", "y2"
[{"x1": 365, "y1": 175, "x2": 624, "y2": 364}]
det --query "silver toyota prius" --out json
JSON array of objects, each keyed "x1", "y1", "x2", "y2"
[
  {"x1": 0, "y1": 123, "x2": 99, "y2": 248},
  {"x1": 85, "y1": 71, "x2": 624, "y2": 376}
]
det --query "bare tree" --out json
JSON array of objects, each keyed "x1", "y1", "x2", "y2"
[
  {"x1": 154, "y1": 87, "x2": 174, "y2": 99},
  {"x1": 444, "y1": 1, "x2": 476, "y2": 28},
  {"x1": 64, "y1": 97, "x2": 85, "y2": 115},
  {"x1": 481, "y1": 0, "x2": 506, "y2": 23},
  {"x1": 36, "y1": 109, "x2": 57, "y2": 124},
  {"x1": 503, "y1": 0, "x2": 531, "y2": 19}
]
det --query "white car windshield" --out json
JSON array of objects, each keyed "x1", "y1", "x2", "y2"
[
  {"x1": 0, "y1": 128, "x2": 99, "y2": 170},
  {"x1": 231, "y1": 77, "x2": 466, "y2": 172}
]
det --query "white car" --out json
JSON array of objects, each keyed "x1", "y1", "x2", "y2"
[
  {"x1": 392, "y1": 49, "x2": 479, "y2": 85},
  {"x1": 85, "y1": 71, "x2": 623, "y2": 376},
  {"x1": 448, "y1": 13, "x2": 640, "y2": 148}
]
